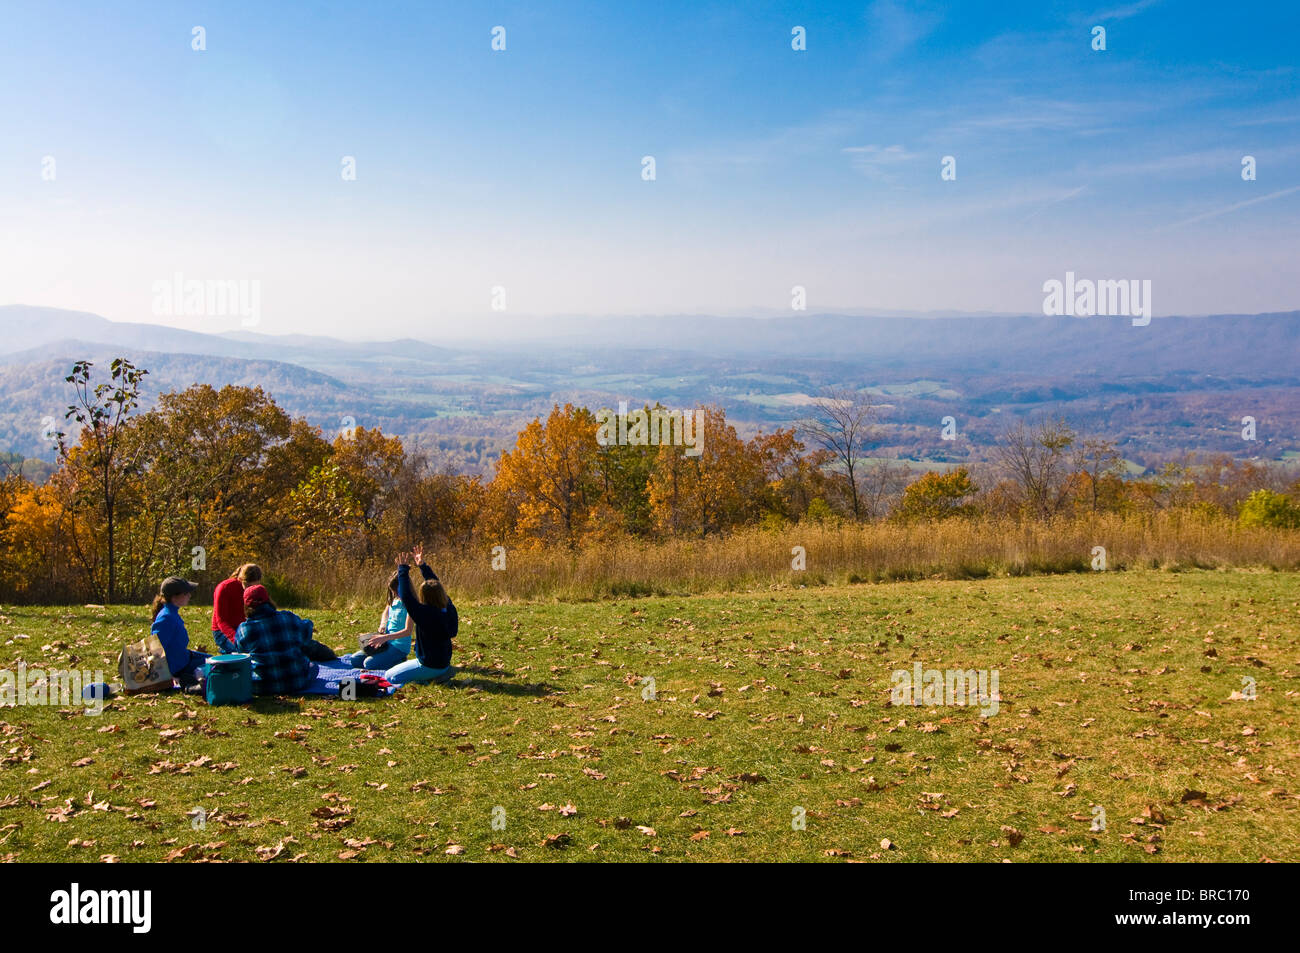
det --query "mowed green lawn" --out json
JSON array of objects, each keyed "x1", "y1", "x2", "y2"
[{"x1": 1, "y1": 570, "x2": 1296, "y2": 862}]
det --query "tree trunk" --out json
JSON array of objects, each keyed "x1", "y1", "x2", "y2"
[{"x1": 106, "y1": 500, "x2": 116, "y2": 603}]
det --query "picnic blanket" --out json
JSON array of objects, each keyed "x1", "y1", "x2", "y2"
[{"x1": 297, "y1": 660, "x2": 397, "y2": 697}]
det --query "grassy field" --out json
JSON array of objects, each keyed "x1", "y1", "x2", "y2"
[
  {"x1": 276, "y1": 515, "x2": 1300, "y2": 606},
  {"x1": 1, "y1": 569, "x2": 1297, "y2": 862}
]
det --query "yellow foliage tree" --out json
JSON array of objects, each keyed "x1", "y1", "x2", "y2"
[
  {"x1": 489, "y1": 404, "x2": 604, "y2": 549},
  {"x1": 647, "y1": 406, "x2": 763, "y2": 537}
]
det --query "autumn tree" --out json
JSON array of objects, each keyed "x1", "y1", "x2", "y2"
[
  {"x1": 397, "y1": 468, "x2": 486, "y2": 552},
  {"x1": 1182, "y1": 454, "x2": 1274, "y2": 513},
  {"x1": 592, "y1": 404, "x2": 662, "y2": 536},
  {"x1": 330, "y1": 426, "x2": 408, "y2": 551},
  {"x1": 490, "y1": 404, "x2": 603, "y2": 547},
  {"x1": 1238, "y1": 488, "x2": 1300, "y2": 528},
  {"x1": 1148, "y1": 457, "x2": 1197, "y2": 511},
  {"x1": 1073, "y1": 437, "x2": 1126, "y2": 513},
  {"x1": 0, "y1": 479, "x2": 87, "y2": 602},
  {"x1": 129, "y1": 384, "x2": 331, "y2": 578},
  {"x1": 748, "y1": 428, "x2": 836, "y2": 523},
  {"x1": 288, "y1": 463, "x2": 367, "y2": 557},
  {"x1": 647, "y1": 406, "x2": 764, "y2": 537},
  {"x1": 898, "y1": 467, "x2": 980, "y2": 521}
]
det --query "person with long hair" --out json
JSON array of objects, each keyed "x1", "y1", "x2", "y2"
[
  {"x1": 341, "y1": 571, "x2": 414, "y2": 671},
  {"x1": 150, "y1": 576, "x2": 208, "y2": 691},
  {"x1": 211, "y1": 563, "x2": 262, "y2": 653},
  {"x1": 384, "y1": 546, "x2": 457, "y2": 686}
]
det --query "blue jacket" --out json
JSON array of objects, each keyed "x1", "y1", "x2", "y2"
[
  {"x1": 396, "y1": 563, "x2": 457, "y2": 669},
  {"x1": 151, "y1": 603, "x2": 191, "y2": 674}
]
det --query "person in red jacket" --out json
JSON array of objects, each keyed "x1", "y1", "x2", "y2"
[{"x1": 211, "y1": 563, "x2": 262, "y2": 653}]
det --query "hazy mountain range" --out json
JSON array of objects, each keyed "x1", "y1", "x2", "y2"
[{"x1": 1, "y1": 304, "x2": 1296, "y2": 475}]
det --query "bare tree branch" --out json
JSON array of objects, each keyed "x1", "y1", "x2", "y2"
[{"x1": 800, "y1": 387, "x2": 876, "y2": 520}]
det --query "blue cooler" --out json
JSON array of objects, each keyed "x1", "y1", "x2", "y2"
[{"x1": 204, "y1": 653, "x2": 253, "y2": 705}]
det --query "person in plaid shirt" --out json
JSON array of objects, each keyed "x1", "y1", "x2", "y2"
[{"x1": 234, "y1": 584, "x2": 315, "y2": 695}]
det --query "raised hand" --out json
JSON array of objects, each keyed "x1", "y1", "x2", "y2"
[{"x1": 412, "y1": 544, "x2": 424, "y2": 565}]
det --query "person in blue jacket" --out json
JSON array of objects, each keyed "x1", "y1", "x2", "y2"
[
  {"x1": 385, "y1": 547, "x2": 458, "y2": 686},
  {"x1": 150, "y1": 576, "x2": 209, "y2": 690}
]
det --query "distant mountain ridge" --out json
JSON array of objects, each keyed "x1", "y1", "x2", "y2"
[
  {"x1": 480, "y1": 311, "x2": 1300, "y2": 379},
  {"x1": 3, "y1": 304, "x2": 1296, "y2": 379},
  {"x1": 0, "y1": 306, "x2": 456, "y2": 365},
  {"x1": 1, "y1": 305, "x2": 1296, "y2": 471}
]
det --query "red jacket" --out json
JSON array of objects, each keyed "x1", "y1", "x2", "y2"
[{"x1": 211, "y1": 576, "x2": 246, "y2": 639}]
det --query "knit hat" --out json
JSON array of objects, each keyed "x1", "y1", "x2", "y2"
[{"x1": 242, "y1": 584, "x2": 271, "y2": 607}]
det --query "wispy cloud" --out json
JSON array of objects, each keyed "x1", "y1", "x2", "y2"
[
  {"x1": 1020, "y1": 185, "x2": 1088, "y2": 223},
  {"x1": 1232, "y1": 113, "x2": 1300, "y2": 126},
  {"x1": 863, "y1": 0, "x2": 945, "y2": 62},
  {"x1": 841, "y1": 144, "x2": 919, "y2": 179},
  {"x1": 939, "y1": 98, "x2": 1116, "y2": 138},
  {"x1": 1079, "y1": 149, "x2": 1241, "y2": 178},
  {"x1": 811, "y1": 184, "x2": 1112, "y2": 243},
  {"x1": 1079, "y1": 143, "x2": 1300, "y2": 179},
  {"x1": 1087, "y1": 0, "x2": 1164, "y2": 22},
  {"x1": 1160, "y1": 184, "x2": 1300, "y2": 229},
  {"x1": 670, "y1": 110, "x2": 865, "y2": 170}
]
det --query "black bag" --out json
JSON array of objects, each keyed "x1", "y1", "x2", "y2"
[{"x1": 304, "y1": 639, "x2": 337, "y2": 662}]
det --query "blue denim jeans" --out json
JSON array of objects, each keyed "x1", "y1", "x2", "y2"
[
  {"x1": 174, "y1": 650, "x2": 210, "y2": 687},
  {"x1": 385, "y1": 658, "x2": 455, "y2": 685},
  {"x1": 342, "y1": 643, "x2": 408, "y2": 671}
]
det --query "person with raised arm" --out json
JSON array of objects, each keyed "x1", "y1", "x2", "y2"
[{"x1": 384, "y1": 546, "x2": 457, "y2": 686}]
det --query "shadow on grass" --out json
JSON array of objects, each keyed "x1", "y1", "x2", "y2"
[
  {"x1": 248, "y1": 696, "x2": 306, "y2": 713},
  {"x1": 150, "y1": 664, "x2": 560, "y2": 710},
  {"x1": 456, "y1": 664, "x2": 515, "y2": 678},
  {"x1": 446, "y1": 665, "x2": 562, "y2": 697}
]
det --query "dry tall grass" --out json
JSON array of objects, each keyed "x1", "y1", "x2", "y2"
[{"x1": 278, "y1": 513, "x2": 1300, "y2": 609}]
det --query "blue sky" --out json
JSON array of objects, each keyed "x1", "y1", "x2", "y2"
[{"x1": 1, "y1": 0, "x2": 1297, "y2": 338}]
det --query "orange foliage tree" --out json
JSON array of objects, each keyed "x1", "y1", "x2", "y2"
[{"x1": 488, "y1": 404, "x2": 604, "y2": 548}]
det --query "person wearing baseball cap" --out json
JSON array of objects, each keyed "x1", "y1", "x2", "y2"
[{"x1": 149, "y1": 576, "x2": 208, "y2": 691}]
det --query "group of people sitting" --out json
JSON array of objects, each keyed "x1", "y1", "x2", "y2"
[{"x1": 148, "y1": 549, "x2": 458, "y2": 696}]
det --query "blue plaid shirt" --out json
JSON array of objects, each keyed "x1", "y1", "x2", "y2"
[{"x1": 234, "y1": 605, "x2": 314, "y2": 694}]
